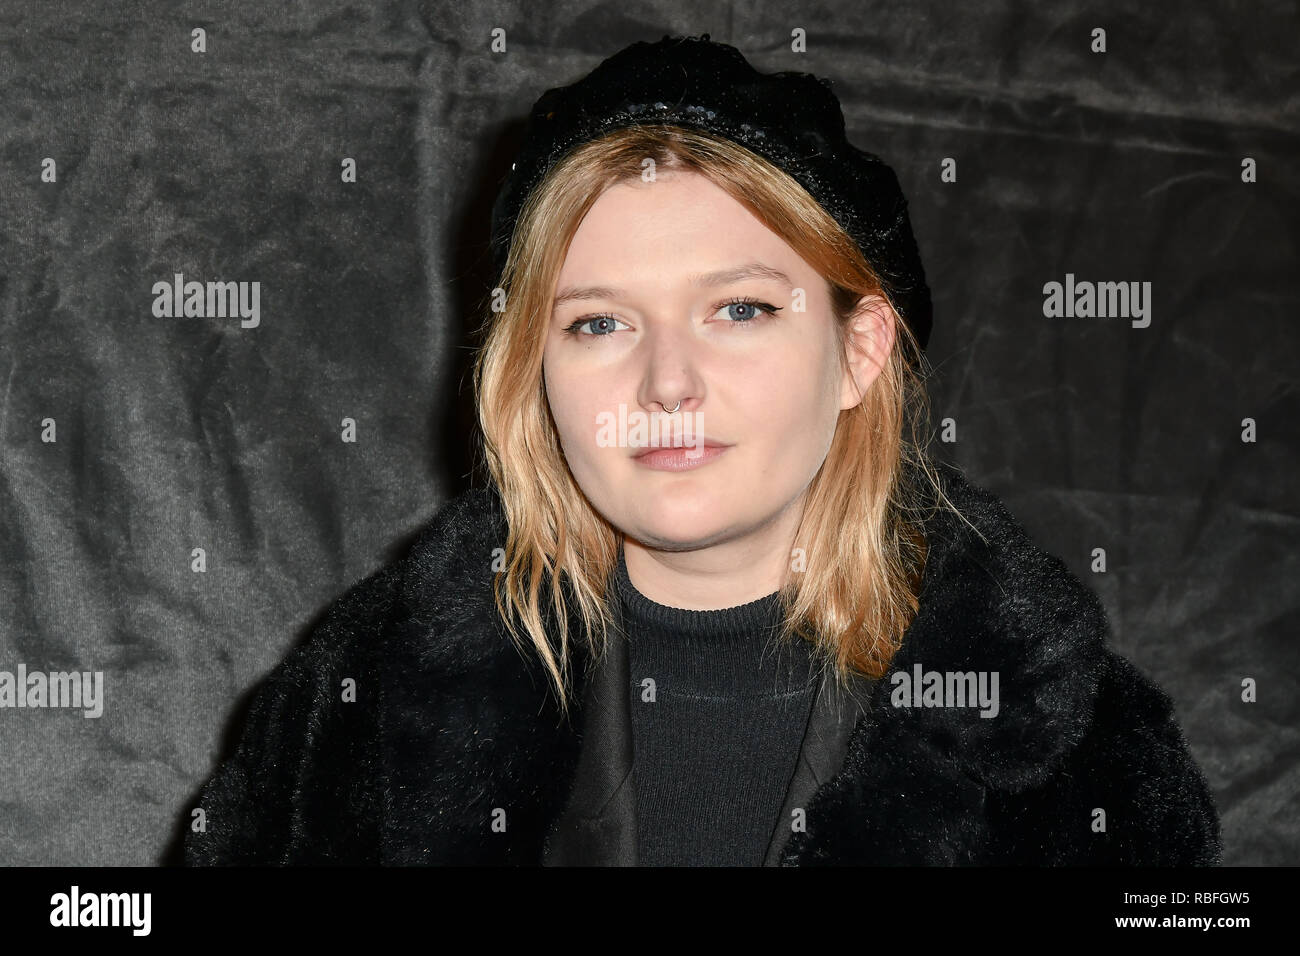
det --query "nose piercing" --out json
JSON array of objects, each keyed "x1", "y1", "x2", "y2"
[{"x1": 662, "y1": 401, "x2": 681, "y2": 413}]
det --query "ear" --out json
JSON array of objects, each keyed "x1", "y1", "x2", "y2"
[{"x1": 839, "y1": 295, "x2": 898, "y2": 410}]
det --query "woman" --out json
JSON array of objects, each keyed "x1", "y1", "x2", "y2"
[{"x1": 184, "y1": 34, "x2": 1220, "y2": 866}]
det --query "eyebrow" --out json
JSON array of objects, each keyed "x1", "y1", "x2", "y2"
[{"x1": 552, "y1": 262, "x2": 795, "y2": 310}]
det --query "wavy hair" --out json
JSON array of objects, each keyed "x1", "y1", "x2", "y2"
[{"x1": 470, "y1": 124, "x2": 974, "y2": 718}]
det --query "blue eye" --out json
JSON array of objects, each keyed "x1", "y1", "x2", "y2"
[
  {"x1": 562, "y1": 315, "x2": 628, "y2": 336},
  {"x1": 560, "y1": 296, "x2": 782, "y2": 338},
  {"x1": 718, "y1": 298, "x2": 781, "y2": 323}
]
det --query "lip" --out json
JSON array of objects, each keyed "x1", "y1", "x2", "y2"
[{"x1": 632, "y1": 443, "x2": 731, "y2": 471}]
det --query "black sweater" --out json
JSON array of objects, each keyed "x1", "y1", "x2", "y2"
[{"x1": 613, "y1": 548, "x2": 818, "y2": 866}]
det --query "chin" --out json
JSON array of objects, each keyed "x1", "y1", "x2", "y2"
[
  {"x1": 626, "y1": 504, "x2": 734, "y2": 550},
  {"x1": 630, "y1": 528, "x2": 728, "y2": 552}
]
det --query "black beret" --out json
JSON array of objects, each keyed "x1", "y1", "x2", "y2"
[{"x1": 490, "y1": 33, "x2": 933, "y2": 356}]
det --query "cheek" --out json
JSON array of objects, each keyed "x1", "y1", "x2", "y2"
[
  {"x1": 549, "y1": 396, "x2": 587, "y2": 457},
  {"x1": 745, "y1": 345, "x2": 835, "y2": 424},
  {"x1": 741, "y1": 349, "x2": 841, "y2": 474},
  {"x1": 544, "y1": 362, "x2": 605, "y2": 460}
]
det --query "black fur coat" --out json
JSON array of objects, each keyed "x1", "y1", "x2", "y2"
[{"x1": 184, "y1": 462, "x2": 1222, "y2": 866}]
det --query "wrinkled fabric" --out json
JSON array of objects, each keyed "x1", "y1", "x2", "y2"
[{"x1": 0, "y1": 1, "x2": 1295, "y2": 866}]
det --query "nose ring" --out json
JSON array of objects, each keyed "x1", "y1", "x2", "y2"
[{"x1": 662, "y1": 401, "x2": 681, "y2": 413}]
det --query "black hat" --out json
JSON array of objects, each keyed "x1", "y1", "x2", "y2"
[{"x1": 489, "y1": 33, "x2": 933, "y2": 356}]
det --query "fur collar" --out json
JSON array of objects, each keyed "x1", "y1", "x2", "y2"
[{"x1": 376, "y1": 462, "x2": 1116, "y2": 864}]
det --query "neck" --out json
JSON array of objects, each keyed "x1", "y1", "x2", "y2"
[
  {"x1": 614, "y1": 548, "x2": 811, "y2": 698},
  {"x1": 620, "y1": 491, "x2": 804, "y2": 610}
]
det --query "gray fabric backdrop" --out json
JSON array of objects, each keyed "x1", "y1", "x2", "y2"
[{"x1": 0, "y1": 0, "x2": 1295, "y2": 865}]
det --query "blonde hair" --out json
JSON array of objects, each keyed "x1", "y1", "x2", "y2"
[{"x1": 470, "y1": 124, "x2": 973, "y2": 718}]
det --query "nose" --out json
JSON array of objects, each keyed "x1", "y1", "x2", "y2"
[{"x1": 637, "y1": 318, "x2": 704, "y2": 416}]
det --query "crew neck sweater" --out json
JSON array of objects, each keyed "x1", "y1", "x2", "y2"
[{"x1": 613, "y1": 548, "x2": 818, "y2": 866}]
